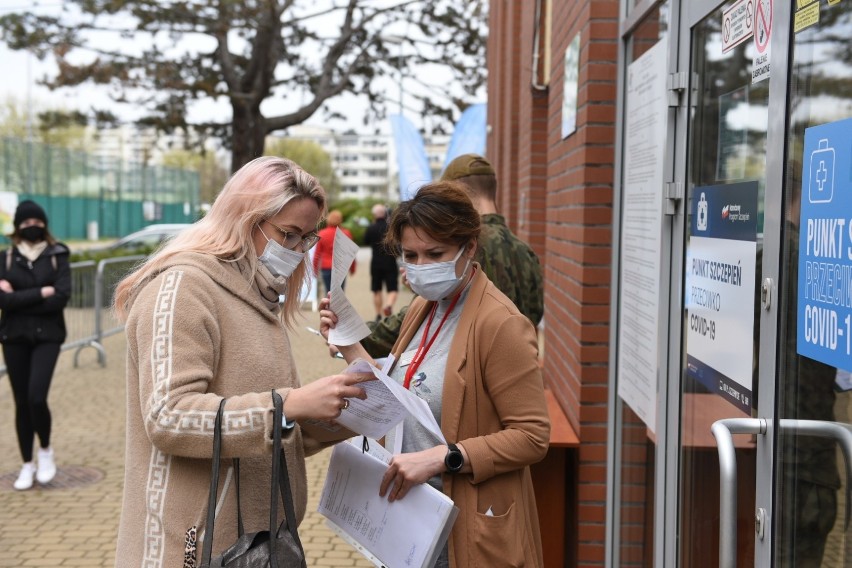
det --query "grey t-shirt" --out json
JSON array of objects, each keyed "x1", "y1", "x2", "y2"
[{"x1": 388, "y1": 284, "x2": 471, "y2": 491}]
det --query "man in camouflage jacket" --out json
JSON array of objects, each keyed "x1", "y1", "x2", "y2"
[{"x1": 361, "y1": 153, "x2": 544, "y2": 357}]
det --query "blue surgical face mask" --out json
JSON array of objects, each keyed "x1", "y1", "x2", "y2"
[
  {"x1": 257, "y1": 225, "x2": 304, "y2": 279},
  {"x1": 403, "y1": 246, "x2": 470, "y2": 301}
]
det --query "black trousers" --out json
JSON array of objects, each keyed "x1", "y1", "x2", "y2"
[{"x1": 3, "y1": 342, "x2": 61, "y2": 463}]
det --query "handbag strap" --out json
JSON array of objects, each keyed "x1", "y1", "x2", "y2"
[
  {"x1": 233, "y1": 458, "x2": 244, "y2": 537},
  {"x1": 200, "y1": 398, "x2": 228, "y2": 566},
  {"x1": 271, "y1": 390, "x2": 305, "y2": 554},
  {"x1": 199, "y1": 393, "x2": 304, "y2": 568}
]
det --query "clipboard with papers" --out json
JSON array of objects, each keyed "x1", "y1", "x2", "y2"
[{"x1": 319, "y1": 440, "x2": 459, "y2": 568}]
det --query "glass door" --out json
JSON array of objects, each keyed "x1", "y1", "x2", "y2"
[
  {"x1": 775, "y1": 1, "x2": 852, "y2": 566},
  {"x1": 678, "y1": 0, "x2": 768, "y2": 566},
  {"x1": 614, "y1": 1, "x2": 851, "y2": 566}
]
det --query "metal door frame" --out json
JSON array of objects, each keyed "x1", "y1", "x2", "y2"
[
  {"x1": 670, "y1": 0, "x2": 792, "y2": 566},
  {"x1": 608, "y1": 0, "x2": 794, "y2": 566}
]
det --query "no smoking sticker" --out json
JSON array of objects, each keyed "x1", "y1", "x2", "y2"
[
  {"x1": 752, "y1": 0, "x2": 772, "y2": 83},
  {"x1": 755, "y1": 0, "x2": 772, "y2": 54}
]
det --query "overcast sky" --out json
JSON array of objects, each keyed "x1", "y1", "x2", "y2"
[{"x1": 0, "y1": 0, "x2": 468, "y2": 137}]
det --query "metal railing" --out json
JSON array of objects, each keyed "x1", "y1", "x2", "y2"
[{"x1": 0, "y1": 255, "x2": 144, "y2": 375}]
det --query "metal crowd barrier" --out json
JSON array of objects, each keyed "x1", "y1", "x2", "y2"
[{"x1": 0, "y1": 255, "x2": 144, "y2": 376}]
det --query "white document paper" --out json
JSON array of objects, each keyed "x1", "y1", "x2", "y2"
[
  {"x1": 336, "y1": 359, "x2": 445, "y2": 442},
  {"x1": 320, "y1": 442, "x2": 459, "y2": 568},
  {"x1": 347, "y1": 436, "x2": 393, "y2": 464},
  {"x1": 328, "y1": 230, "x2": 371, "y2": 346},
  {"x1": 376, "y1": 366, "x2": 445, "y2": 443}
]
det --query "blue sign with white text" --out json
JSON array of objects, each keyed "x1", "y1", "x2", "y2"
[
  {"x1": 686, "y1": 182, "x2": 758, "y2": 413},
  {"x1": 690, "y1": 182, "x2": 758, "y2": 241},
  {"x1": 797, "y1": 117, "x2": 852, "y2": 369}
]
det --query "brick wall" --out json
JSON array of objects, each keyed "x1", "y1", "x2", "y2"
[{"x1": 488, "y1": 1, "x2": 619, "y2": 566}]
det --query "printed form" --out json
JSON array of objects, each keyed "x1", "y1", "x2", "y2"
[
  {"x1": 336, "y1": 359, "x2": 445, "y2": 442},
  {"x1": 328, "y1": 229, "x2": 371, "y2": 346},
  {"x1": 320, "y1": 440, "x2": 459, "y2": 568}
]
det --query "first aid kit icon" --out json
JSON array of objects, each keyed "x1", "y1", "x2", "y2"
[
  {"x1": 696, "y1": 193, "x2": 708, "y2": 231},
  {"x1": 809, "y1": 138, "x2": 835, "y2": 204}
]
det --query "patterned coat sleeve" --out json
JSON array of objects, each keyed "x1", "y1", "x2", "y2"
[
  {"x1": 361, "y1": 304, "x2": 409, "y2": 358},
  {"x1": 477, "y1": 215, "x2": 544, "y2": 326},
  {"x1": 128, "y1": 267, "x2": 292, "y2": 460}
]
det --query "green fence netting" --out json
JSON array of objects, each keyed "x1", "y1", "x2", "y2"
[{"x1": 0, "y1": 136, "x2": 200, "y2": 240}]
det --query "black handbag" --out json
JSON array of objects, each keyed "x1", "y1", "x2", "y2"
[{"x1": 200, "y1": 391, "x2": 307, "y2": 568}]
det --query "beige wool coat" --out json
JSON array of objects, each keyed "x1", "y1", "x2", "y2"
[
  {"x1": 115, "y1": 252, "x2": 337, "y2": 568},
  {"x1": 391, "y1": 265, "x2": 551, "y2": 567}
]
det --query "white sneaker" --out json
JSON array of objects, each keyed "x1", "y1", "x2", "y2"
[
  {"x1": 13, "y1": 462, "x2": 36, "y2": 491},
  {"x1": 36, "y1": 447, "x2": 57, "y2": 484}
]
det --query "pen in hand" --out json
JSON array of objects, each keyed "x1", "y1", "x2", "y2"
[{"x1": 306, "y1": 326, "x2": 345, "y2": 358}]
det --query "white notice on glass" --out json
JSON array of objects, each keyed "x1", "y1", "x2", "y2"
[
  {"x1": 328, "y1": 229, "x2": 371, "y2": 346},
  {"x1": 319, "y1": 442, "x2": 459, "y2": 568},
  {"x1": 617, "y1": 38, "x2": 668, "y2": 433}
]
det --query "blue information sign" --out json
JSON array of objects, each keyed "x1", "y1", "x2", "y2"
[
  {"x1": 797, "y1": 117, "x2": 852, "y2": 369},
  {"x1": 686, "y1": 182, "x2": 758, "y2": 413}
]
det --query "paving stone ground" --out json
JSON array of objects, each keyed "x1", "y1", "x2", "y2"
[{"x1": 0, "y1": 248, "x2": 411, "y2": 567}]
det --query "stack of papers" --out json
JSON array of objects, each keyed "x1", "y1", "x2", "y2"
[{"x1": 319, "y1": 440, "x2": 459, "y2": 568}]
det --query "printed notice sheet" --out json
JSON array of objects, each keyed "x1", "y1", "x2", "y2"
[
  {"x1": 335, "y1": 359, "x2": 444, "y2": 442},
  {"x1": 617, "y1": 38, "x2": 668, "y2": 432},
  {"x1": 319, "y1": 441, "x2": 459, "y2": 568},
  {"x1": 328, "y1": 229, "x2": 371, "y2": 346}
]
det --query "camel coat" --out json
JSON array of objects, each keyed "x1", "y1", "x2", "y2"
[
  {"x1": 115, "y1": 252, "x2": 339, "y2": 568},
  {"x1": 391, "y1": 265, "x2": 550, "y2": 567}
]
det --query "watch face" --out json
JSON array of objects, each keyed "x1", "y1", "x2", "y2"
[{"x1": 446, "y1": 445, "x2": 463, "y2": 471}]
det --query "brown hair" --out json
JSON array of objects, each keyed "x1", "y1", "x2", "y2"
[
  {"x1": 384, "y1": 181, "x2": 480, "y2": 250},
  {"x1": 326, "y1": 210, "x2": 343, "y2": 227}
]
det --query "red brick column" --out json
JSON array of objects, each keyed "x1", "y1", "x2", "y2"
[{"x1": 489, "y1": 1, "x2": 620, "y2": 566}]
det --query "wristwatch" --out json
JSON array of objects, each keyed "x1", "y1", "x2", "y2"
[{"x1": 444, "y1": 444, "x2": 464, "y2": 473}]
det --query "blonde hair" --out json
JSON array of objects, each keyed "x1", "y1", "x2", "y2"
[{"x1": 113, "y1": 156, "x2": 327, "y2": 328}]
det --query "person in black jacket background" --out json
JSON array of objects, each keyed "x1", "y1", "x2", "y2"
[
  {"x1": 365, "y1": 203, "x2": 399, "y2": 322},
  {"x1": 0, "y1": 200, "x2": 71, "y2": 490}
]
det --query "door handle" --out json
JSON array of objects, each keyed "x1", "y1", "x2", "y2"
[
  {"x1": 710, "y1": 418, "x2": 767, "y2": 568},
  {"x1": 711, "y1": 418, "x2": 852, "y2": 568},
  {"x1": 777, "y1": 419, "x2": 852, "y2": 531}
]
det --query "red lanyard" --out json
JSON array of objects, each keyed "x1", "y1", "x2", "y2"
[{"x1": 403, "y1": 289, "x2": 465, "y2": 389}]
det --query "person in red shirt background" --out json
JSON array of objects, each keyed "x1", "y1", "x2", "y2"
[{"x1": 312, "y1": 209, "x2": 355, "y2": 294}]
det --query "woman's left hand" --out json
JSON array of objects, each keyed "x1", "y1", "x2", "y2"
[
  {"x1": 379, "y1": 445, "x2": 446, "y2": 502},
  {"x1": 318, "y1": 293, "x2": 337, "y2": 341}
]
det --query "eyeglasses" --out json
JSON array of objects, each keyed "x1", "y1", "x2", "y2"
[{"x1": 264, "y1": 220, "x2": 321, "y2": 251}]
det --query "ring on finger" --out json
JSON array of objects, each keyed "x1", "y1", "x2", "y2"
[{"x1": 342, "y1": 399, "x2": 350, "y2": 410}]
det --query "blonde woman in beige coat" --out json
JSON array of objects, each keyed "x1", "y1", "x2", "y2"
[
  {"x1": 320, "y1": 181, "x2": 551, "y2": 567},
  {"x1": 113, "y1": 156, "x2": 368, "y2": 568}
]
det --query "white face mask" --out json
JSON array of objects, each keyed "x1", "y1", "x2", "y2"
[
  {"x1": 403, "y1": 246, "x2": 470, "y2": 301},
  {"x1": 257, "y1": 225, "x2": 304, "y2": 279}
]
